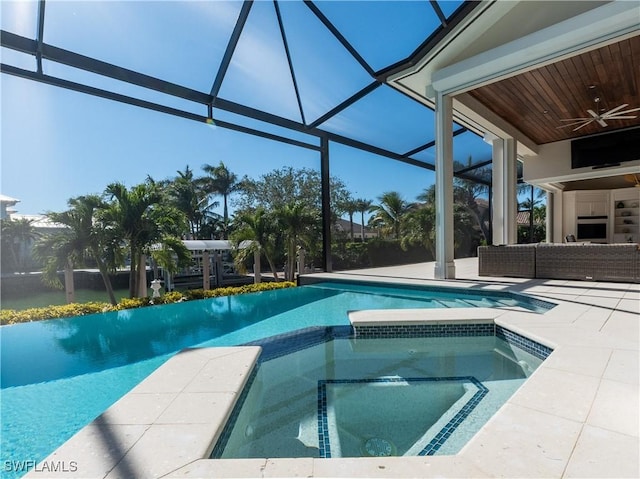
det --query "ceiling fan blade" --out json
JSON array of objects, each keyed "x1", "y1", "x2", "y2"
[
  {"x1": 573, "y1": 119, "x2": 595, "y2": 131},
  {"x1": 557, "y1": 104, "x2": 639, "y2": 130},
  {"x1": 606, "y1": 107, "x2": 640, "y2": 116},
  {"x1": 624, "y1": 174, "x2": 640, "y2": 187},
  {"x1": 604, "y1": 103, "x2": 629, "y2": 115}
]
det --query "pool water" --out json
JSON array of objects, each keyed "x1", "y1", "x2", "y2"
[
  {"x1": 213, "y1": 336, "x2": 542, "y2": 459},
  {"x1": 0, "y1": 281, "x2": 551, "y2": 477}
]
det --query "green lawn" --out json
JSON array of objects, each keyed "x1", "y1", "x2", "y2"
[{"x1": 1, "y1": 289, "x2": 131, "y2": 311}]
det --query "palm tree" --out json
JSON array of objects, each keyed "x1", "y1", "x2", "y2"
[
  {"x1": 519, "y1": 184, "x2": 546, "y2": 242},
  {"x1": 103, "y1": 180, "x2": 190, "y2": 298},
  {"x1": 33, "y1": 228, "x2": 79, "y2": 303},
  {"x1": 276, "y1": 202, "x2": 318, "y2": 281},
  {"x1": 231, "y1": 207, "x2": 280, "y2": 281},
  {"x1": 401, "y1": 202, "x2": 437, "y2": 257},
  {"x1": 354, "y1": 198, "x2": 373, "y2": 242},
  {"x1": 411, "y1": 184, "x2": 481, "y2": 258},
  {"x1": 0, "y1": 217, "x2": 40, "y2": 272},
  {"x1": 36, "y1": 195, "x2": 122, "y2": 305},
  {"x1": 199, "y1": 211, "x2": 225, "y2": 240},
  {"x1": 416, "y1": 185, "x2": 436, "y2": 204},
  {"x1": 201, "y1": 161, "x2": 240, "y2": 239},
  {"x1": 369, "y1": 191, "x2": 407, "y2": 240},
  {"x1": 533, "y1": 203, "x2": 546, "y2": 224},
  {"x1": 453, "y1": 156, "x2": 491, "y2": 243},
  {"x1": 167, "y1": 166, "x2": 209, "y2": 239},
  {"x1": 402, "y1": 185, "x2": 437, "y2": 256},
  {"x1": 337, "y1": 198, "x2": 359, "y2": 241}
]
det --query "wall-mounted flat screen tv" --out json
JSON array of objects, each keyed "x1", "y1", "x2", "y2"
[
  {"x1": 577, "y1": 222, "x2": 607, "y2": 241},
  {"x1": 571, "y1": 127, "x2": 640, "y2": 169}
]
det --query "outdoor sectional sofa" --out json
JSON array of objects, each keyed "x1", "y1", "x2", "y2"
[{"x1": 478, "y1": 243, "x2": 640, "y2": 283}]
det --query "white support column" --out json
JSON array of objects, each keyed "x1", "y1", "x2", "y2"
[
  {"x1": 491, "y1": 137, "x2": 518, "y2": 244},
  {"x1": 553, "y1": 190, "x2": 564, "y2": 243},
  {"x1": 491, "y1": 139, "x2": 505, "y2": 245},
  {"x1": 545, "y1": 191, "x2": 553, "y2": 243},
  {"x1": 434, "y1": 91, "x2": 455, "y2": 279},
  {"x1": 505, "y1": 138, "x2": 518, "y2": 244}
]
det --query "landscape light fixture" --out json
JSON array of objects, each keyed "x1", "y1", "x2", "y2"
[{"x1": 206, "y1": 104, "x2": 216, "y2": 127}]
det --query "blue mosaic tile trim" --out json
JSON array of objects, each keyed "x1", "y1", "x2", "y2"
[
  {"x1": 496, "y1": 326, "x2": 553, "y2": 360},
  {"x1": 317, "y1": 381, "x2": 331, "y2": 458},
  {"x1": 354, "y1": 323, "x2": 495, "y2": 339},
  {"x1": 317, "y1": 376, "x2": 488, "y2": 458},
  {"x1": 210, "y1": 366, "x2": 259, "y2": 459},
  {"x1": 507, "y1": 291, "x2": 556, "y2": 313},
  {"x1": 419, "y1": 377, "x2": 488, "y2": 456},
  {"x1": 243, "y1": 325, "x2": 354, "y2": 363}
]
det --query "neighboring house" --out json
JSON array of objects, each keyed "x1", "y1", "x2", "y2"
[
  {"x1": 477, "y1": 198, "x2": 543, "y2": 228},
  {"x1": 475, "y1": 198, "x2": 489, "y2": 216},
  {"x1": 334, "y1": 218, "x2": 377, "y2": 240},
  {"x1": 516, "y1": 211, "x2": 544, "y2": 227},
  {"x1": 0, "y1": 194, "x2": 20, "y2": 220},
  {"x1": 10, "y1": 213, "x2": 66, "y2": 231},
  {"x1": 1, "y1": 195, "x2": 68, "y2": 271},
  {"x1": 1, "y1": 194, "x2": 67, "y2": 233}
]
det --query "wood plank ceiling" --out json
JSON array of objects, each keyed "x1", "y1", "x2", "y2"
[{"x1": 468, "y1": 35, "x2": 640, "y2": 145}]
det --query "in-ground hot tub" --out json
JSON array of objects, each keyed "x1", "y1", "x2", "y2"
[{"x1": 212, "y1": 324, "x2": 552, "y2": 459}]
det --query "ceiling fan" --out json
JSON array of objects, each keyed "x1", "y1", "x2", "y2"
[
  {"x1": 557, "y1": 98, "x2": 640, "y2": 131},
  {"x1": 624, "y1": 173, "x2": 640, "y2": 188}
]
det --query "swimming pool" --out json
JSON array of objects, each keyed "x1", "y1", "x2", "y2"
[{"x1": 0, "y1": 281, "x2": 553, "y2": 477}]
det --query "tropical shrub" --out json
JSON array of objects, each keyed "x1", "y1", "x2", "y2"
[
  {"x1": 332, "y1": 241, "x2": 370, "y2": 270},
  {"x1": 0, "y1": 302, "x2": 111, "y2": 325},
  {"x1": 113, "y1": 297, "x2": 152, "y2": 310},
  {"x1": 0, "y1": 281, "x2": 296, "y2": 325}
]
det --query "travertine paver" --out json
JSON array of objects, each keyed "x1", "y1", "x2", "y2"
[
  {"x1": 586, "y1": 379, "x2": 640, "y2": 437},
  {"x1": 539, "y1": 344, "x2": 612, "y2": 377},
  {"x1": 26, "y1": 347, "x2": 261, "y2": 479},
  {"x1": 104, "y1": 424, "x2": 219, "y2": 479},
  {"x1": 508, "y1": 367, "x2": 600, "y2": 422},
  {"x1": 564, "y1": 425, "x2": 640, "y2": 478},
  {"x1": 460, "y1": 403, "x2": 583, "y2": 478},
  {"x1": 603, "y1": 349, "x2": 639, "y2": 384}
]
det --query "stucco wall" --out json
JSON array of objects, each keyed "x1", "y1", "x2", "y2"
[{"x1": 522, "y1": 139, "x2": 640, "y2": 186}]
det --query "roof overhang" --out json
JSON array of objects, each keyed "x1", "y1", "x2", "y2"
[
  {"x1": 387, "y1": 1, "x2": 640, "y2": 158},
  {"x1": 0, "y1": 194, "x2": 21, "y2": 205}
]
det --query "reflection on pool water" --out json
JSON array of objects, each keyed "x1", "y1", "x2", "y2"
[
  {"x1": 0, "y1": 281, "x2": 554, "y2": 477},
  {"x1": 213, "y1": 334, "x2": 544, "y2": 459}
]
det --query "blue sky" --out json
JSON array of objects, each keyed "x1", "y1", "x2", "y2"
[{"x1": 1, "y1": 0, "x2": 494, "y2": 220}]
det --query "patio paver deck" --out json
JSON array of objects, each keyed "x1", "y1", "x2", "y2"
[{"x1": 26, "y1": 258, "x2": 639, "y2": 478}]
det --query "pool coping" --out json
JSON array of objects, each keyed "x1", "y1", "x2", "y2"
[{"x1": 26, "y1": 295, "x2": 638, "y2": 478}]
